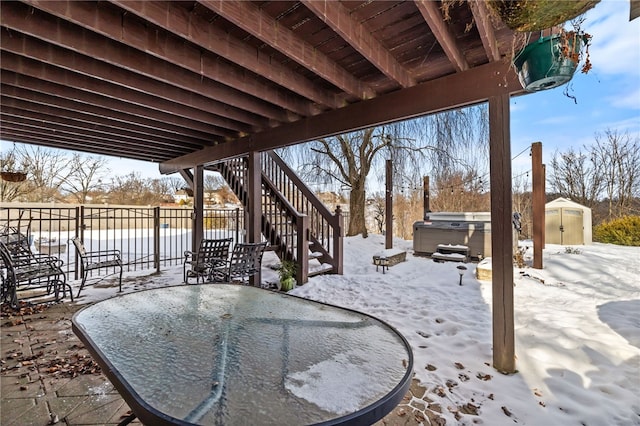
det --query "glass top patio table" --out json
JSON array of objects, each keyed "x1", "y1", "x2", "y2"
[{"x1": 72, "y1": 284, "x2": 413, "y2": 426}]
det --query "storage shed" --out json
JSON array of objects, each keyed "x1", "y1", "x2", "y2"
[{"x1": 545, "y1": 198, "x2": 592, "y2": 245}]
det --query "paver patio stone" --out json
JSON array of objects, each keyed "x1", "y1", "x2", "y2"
[
  {"x1": 56, "y1": 374, "x2": 116, "y2": 398},
  {"x1": 1, "y1": 332, "x2": 34, "y2": 357},
  {"x1": 1, "y1": 372, "x2": 45, "y2": 398},
  {"x1": 2, "y1": 298, "x2": 440, "y2": 426},
  {"x1": 40, "y1": 375, "x2": 74, "y2": 394},
  {"x1": 1, "y1": 396, "x2": 49, "y2": 426},
  {"x1": 64, "y1": 393, "x2": 132, "y2": 425},
  {"x1": 47, "y1": 394, "x2": 92, "y2": 423},
  {"x1": 1, "y1": 321, "x2": 29, "y2": 333}
]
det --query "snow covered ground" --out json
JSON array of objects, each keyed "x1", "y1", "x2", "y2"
[{"x1": 72, "y1": 235, "x2": 640, "y2": 425}]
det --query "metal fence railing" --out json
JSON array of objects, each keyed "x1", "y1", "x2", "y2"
[{"x1": 1, "y1": 205, "x2": 244, "y2": 280}]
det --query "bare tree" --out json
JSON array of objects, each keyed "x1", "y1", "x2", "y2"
[
  {"x1": 284, "y1": 129, "x2": 378, "y2": 236},
  {"x1": 62, "y1": 153, "x2": 110, "y2": 203},
  {"x1": 280, "y1": 105, "x2": 489, "y2": 237},
  {"x1": 370, "y1": 193, "x2": 385, "y2": 234},
  {"x1": 431, "y1": 168, "x2": 489, "y2": 212},
  {"x1": 393, "y1": 189, "x2": 423, "y2": 240},
  {"x1": 0, "y1": 145, "x2": 30, "y2": 202},
  {"x1": 592, "y1": 129, "x2": 640, "y2": 219},
  {"x1": 204, "y1": 173, "x2": 225, "y2": 192},
  {"x1": 106, "y1": 172, "x2": 168, "y2": 205},
  {"x1": 15, "y1": 145, "x2": 72, "y2": 202},
  {"x1": 548, "y1": 129, "x2": 640, "y2": 221},
  {"x1": 148, "y1": 178, "x2": 176, "y2": 203},
  {"x1": 512, "y1": 172, "x2": 532, "y2": 239},
  {"x1": 161, "y1": 176, "x2": 185, "y2": 195},
  {"x1": 548, "y1": 147, "x2": 602, "y2": 208}
]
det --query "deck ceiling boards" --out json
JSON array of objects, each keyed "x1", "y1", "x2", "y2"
[{"x1": 0, "y1": 0, "x2": 527, "y2": 171}]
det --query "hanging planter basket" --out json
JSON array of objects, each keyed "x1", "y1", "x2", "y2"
[
  {"x1": 487, "y1": 0, "x2": 600, "y2": 32},
  {"x1": 1, "y1": 171, "x2": 27, "y2": 182},
  {"x1": 513, "y1": 32, "x2": 587, "y2": 92}
]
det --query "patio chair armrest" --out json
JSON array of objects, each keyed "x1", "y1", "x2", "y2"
[
  {"x1": 10, "y1": 252, "x2": 61, "y2": 267},
  {"x1": 40, "y1": 255, "x2": 64, "y2": 269},
  {"x1": 32, "y1": 253, "x2": 58, "y2": 262},
  {"x1": 83, "y1": 250, "x2": 121, "y2": 259}
]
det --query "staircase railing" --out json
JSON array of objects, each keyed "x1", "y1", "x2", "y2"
[
  {"x1": 260, "y1": 173, "x2": 309, "y2": 283},
  {"x1": 214, "y1": 151, "x2": 343, "y2": 284},
  {"x1": 261, "y1": 151, "x2": 343, "y2": 276}
]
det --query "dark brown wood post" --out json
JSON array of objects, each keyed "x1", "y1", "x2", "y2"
[
  {"x1": 532, "y1": 142, "x2": 544, "y2": 269},
  {"x1": 423, "y1": 176, "x2": 430, "y2": 219},
  {"x1": 76, "y1": 206, "x2": 83, "y2": 281},
  {"x1": 489, "y1": 94, "x2": 515, "y2": 374},
  {"x1": 247, "y1": 151, "x2": 262, "y2": 286},
  {"x1": 334, "y1": 206, "x2": 344, "y2": 275},
  {"x1": 192, "y1": 165, "x2": 204, "y2": 253},
  {"x1": 385, "y1": 159, "x2": 393, "y2": 249},
  {"x1": 542, "y1": 164, "x2": 546, "y2": 249},
  {"x1": 296, "y1": 214, "x2": 309, "y2": 284},
  {"x1": 235, "y1": 207, "x2": 241, "y2": 244},
  {"x1": 154, "y1": 206, "x2": 160, "y2": 272}
]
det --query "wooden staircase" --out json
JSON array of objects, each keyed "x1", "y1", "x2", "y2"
[{"x1": 212, "y1": 151, "x2": 343, "y2": 284}]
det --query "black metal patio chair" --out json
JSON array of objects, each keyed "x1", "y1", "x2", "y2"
[
  {"x1": 211, "y1": 241, "x2": 268, "y2": 285},
  {"x1": 0, "y1": 239, "x2": 72, "y2": 308},
  {"x1": 70, "y1": 237, "x2": 123, "y2": 297},
  {"x1": 184, "y1": 238, "x2": 233, "y2": 284}
]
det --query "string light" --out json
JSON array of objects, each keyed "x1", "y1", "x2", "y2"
[{"x1": 382, "y1": 146, "x2": 533, "y2": 196}]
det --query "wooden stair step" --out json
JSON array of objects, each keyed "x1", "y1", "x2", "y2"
[
  {"x1": 436, "y1": 244, "x2": 469, "y2": 256},
  {"x1": 432, "y1": 252, "x2": 467, "y2": 263},
  {"x1": 308, "y1": 263, "x2": 334, "y2": 277}
]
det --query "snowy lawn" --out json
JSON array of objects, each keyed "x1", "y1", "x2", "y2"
[{"x1": 71, "y1": 235, "x2": 640, "y2": 425}]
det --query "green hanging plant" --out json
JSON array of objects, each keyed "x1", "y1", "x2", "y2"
[
  {"x1": 512, "y1": 28, "x2": 592, "y2": 93},
  {"x1": 487, "y1": 0, "x2": 600, "y2": 32}
]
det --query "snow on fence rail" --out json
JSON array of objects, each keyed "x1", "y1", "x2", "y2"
[{"x1": 1, "y1": 205, "x2": 244, "y2": 280}]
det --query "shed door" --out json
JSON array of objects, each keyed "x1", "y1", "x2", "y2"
[
  {"x1": 545, "y1": 207, "x2": 584, "y2": 245},
  {"x1": 545, "y1": 208, "x2": 561, "y2": 244},
  {"x1": 561, "y1": 208, "x2": 584, "y2": 245}
]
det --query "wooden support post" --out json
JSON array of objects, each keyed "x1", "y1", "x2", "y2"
[
  {"x1": 247, "y1": 152, "x2": 262, "y2": 286},
  {"x1": 296, "y1": 214, "x2": 309, "y2": 284},
  {"x1": 385, "y1": 159, "x2": 393, "y2": 249},
  {"x1": 542, "y1": 164, "x2": 546, "y2": 249},
  {"x1": 192, "y1": 165, "x2": 204, "y2": 253},
  {"x1": 247, "y1": 152, "x2": 262, "y2": 242},
  {"x1": 333, "y1": 206, "x2": 344, "y2": 275},
  {"x1": 76, "y1": 206, "x2": 83, "y2": 281},
  {"x1": 532, "y1": 142, "x2": 544, "y2": 269},
  {"x1": 423, "y1": 176, "x2": 430, "y2": 219},
  {"x1": 489, "y1": 94, "x2": 515, "y2": 374},
  {"x1": 153, "y1": 207, "x2": 160, "y2": 272}
]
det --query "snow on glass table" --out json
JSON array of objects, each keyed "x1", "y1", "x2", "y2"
[{"x1": 72, "y1": 284, "x2": 413, "y2": 426}]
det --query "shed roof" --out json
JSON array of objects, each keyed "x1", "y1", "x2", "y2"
[{"x1": 546, "y1": 197, "x2": 592, "y2": 211}]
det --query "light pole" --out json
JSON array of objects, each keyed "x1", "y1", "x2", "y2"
[
  {"x1": 457, "y1": 264, "x2": 467, "y2": 286},
  {"x1": 383, "y1": 134, "x2": 393, "y2": 250}
]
